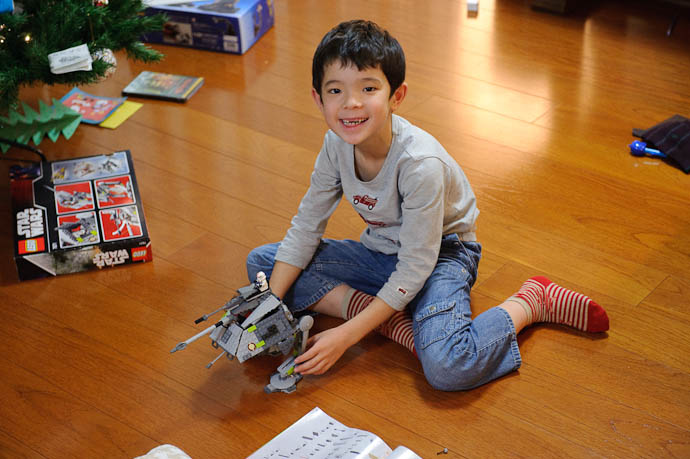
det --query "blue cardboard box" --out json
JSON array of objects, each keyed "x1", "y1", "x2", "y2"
[
  {"x1": 143, "y1": 0, "x2": 274, "y2": 54},
  {"x1": 0, "y1": 0, "x2": 14, "y2": 14}
]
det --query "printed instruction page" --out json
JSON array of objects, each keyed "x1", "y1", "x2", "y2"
[{"x1": 249, "y1": 407, "x2": 421, "y2": 459}]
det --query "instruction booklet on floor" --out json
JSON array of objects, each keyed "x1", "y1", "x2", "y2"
[{"x1": 248, "y1": 407, "x2": 422, "y2": 459}]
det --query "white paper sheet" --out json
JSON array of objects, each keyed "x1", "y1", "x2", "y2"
[{"x1": 249, "y1": 407, "x2": 421, "y2": 459}]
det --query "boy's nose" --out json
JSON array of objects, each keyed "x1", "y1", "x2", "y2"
[{"x1": 343, "y1": 92, "x2": 362, "y2": 109}]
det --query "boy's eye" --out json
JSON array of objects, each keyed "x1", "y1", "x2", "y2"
[
  {"x1": 364, "y1": 87, "x2": 377, "y2": 92},
  {"x1": 327, "y1": 88, "x2": 341, "y2": 94}
]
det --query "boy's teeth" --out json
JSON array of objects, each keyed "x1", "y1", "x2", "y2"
[{"x1": 343, "y1": 119, "x2": 366, "y2": 126}]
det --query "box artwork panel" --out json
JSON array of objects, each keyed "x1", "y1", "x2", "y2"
[
  {"x1": 99, "y1": 206, "x2": 143, "y2": 242},
  {"x1": 95, "y1": 175, "x2": 136, "y2": 208},
  {"x1": 53, "y1": 181, "x2": 95, "y2": 214}
]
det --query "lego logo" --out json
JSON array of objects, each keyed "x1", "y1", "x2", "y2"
[
  {"x1": 132, "y1": 248, "x2": 147, "y2": 258},
  {"x1": 18, "y1": 237, "x2": 45, "y2": 255}
]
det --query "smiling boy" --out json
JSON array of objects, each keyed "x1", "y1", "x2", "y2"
[{"x1": 246, "y1": 20, "x2": 609, "y2": 390}]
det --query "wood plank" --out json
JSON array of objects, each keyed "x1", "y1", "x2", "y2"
[
  {"x1": 406, "y1": 97, "x2": 690, "y2": 193},
  {"x1": 0, "y1": 353, "x2": 155, "y2": 458},
  {"x1": 309, "y1": 341, "x2": 690, "y2": 457},
  {"x1": 0, "y1": 293, "x2": 271, "y2": 457},
  {"x1": 643, "y1": 275, "x2": 690, "y2": 315},
  {"x1": 475, "y1": 262, "x2": 690, "y2": 417},
  {"x1": 0, "y1": 429, "x2": 46, "y2": 459}
]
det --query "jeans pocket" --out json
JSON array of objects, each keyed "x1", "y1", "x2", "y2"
[{"x1": 414, "y1": 299, "x2": 456, "y2": 350}]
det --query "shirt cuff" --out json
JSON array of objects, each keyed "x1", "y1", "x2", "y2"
[
  {"x1": 377, "y1": 283, "x2": 413, "y2": 311},
  {"x1": 275, "y1": 245, "x2": 312, "y2": 270}
]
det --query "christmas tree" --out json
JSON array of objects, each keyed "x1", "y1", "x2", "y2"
[{"x1": 0, "y1": 0, "x2": 166, "y2": 111}]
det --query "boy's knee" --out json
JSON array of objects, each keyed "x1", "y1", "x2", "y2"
[
  {"x1": 246, "y1": 244, "x2": 278, "y2": 279},
  {"x1": 419, "y1": 346, "x2": 484, "y2": 392},
  {"x1": 246, "y1": 247, "x2": 265, "y2": 268},
  {"x1": 423, "y1": 367, "x2": 480, "y2": 392},
  {"x1": 425, "y1": 372, "x2": 481, "y2": 392}
]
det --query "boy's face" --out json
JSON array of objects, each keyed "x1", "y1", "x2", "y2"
[{"x1": 312, "y1": 62, "x2": 406, "y2": 154}]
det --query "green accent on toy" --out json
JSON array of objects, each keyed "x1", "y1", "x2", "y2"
[
  {"x1": 256, "y1": 340, "x2": 265, "y2": 348},
  {"x1": 286, "y1": 366, "x2": 294, "y2": 376},
  {"x1": 0, "y1": 100, "x2": 81, "y2": 153},
  {"x1": 247, "y1": 325, "x2": 257, "y2": 333}
]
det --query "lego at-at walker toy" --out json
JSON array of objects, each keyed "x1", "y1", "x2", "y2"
[{"x1": 171, "y1": 272, "x2": 314, "y2": 394}]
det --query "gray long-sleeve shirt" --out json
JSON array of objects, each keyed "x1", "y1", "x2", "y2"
[{"x1": 275, "y1": 114, "x2": 479, "y2": 311}]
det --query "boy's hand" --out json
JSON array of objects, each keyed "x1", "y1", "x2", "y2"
[
  {"x1": 294, "y1": 296, "x2": 397, "y2": 376},
  {"x1": 294, "y1": 325, "x2": 354, "y2": 375}
]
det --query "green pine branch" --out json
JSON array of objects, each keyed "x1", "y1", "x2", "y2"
[
  {"x1": 0, "y1": 100, "x2": 82, "y2": 153},
  {"x1": 0, "y1": 0, "x2": 166, "y2": 111}
]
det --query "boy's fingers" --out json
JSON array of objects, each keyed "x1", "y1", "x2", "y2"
[
  {"x1": 295, "y1": 347, "x2": 322, "y2": 368},
  {"x1": 295, "y1": 355, "x2": 320, "y2": 374},
  {"x1": 295, "y1": 347, "x2": 330, "y2": 374},
  {"x1": 294, "y1": 348, "x2": 314, "y2": 364},
  {"x1": 294, "y1": 334, "x2": 321, "y2": 364},
  {"x1": 297, "y1": 358, "x2": 326, "y2": 375}
]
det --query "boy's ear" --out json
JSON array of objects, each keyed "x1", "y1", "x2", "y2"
[
  {"x1": 389, "y1": 82, "x2": 408, "y2": 112},
  {"x1": 311, "y1": 87, "x2": 324, "y2": 112}
]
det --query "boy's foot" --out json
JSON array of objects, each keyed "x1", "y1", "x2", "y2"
[
  {"x1": 342, "y1": 289, "x2": 417, "y2": 355},
  {"x1": 509, "y1": 276, "x2": 609, "y2": 332}
]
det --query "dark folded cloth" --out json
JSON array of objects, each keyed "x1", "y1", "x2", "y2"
[{"x1": 633, "y1": 114, "x2": 690, "y2": 173}]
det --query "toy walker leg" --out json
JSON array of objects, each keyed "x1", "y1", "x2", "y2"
[
  {"x1": 264, "y1": 315, "x2": 314, "y2": 393},
  {"x1": 264, "y1": 355, "x2": 302, "y2": 394},
  {"x1": 265, "y1": 372, "x2": 302, "y2": 394}
]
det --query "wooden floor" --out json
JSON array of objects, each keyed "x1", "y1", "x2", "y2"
[{"x1": 2, "y1": 0, "x2": 689, "y2": 457}]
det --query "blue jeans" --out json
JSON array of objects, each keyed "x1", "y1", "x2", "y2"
[{"x1": 246, "y1": 235, "x2": 522, "y2": 391}]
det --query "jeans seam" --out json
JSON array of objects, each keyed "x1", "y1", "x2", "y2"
[
  {"x1": 493, "y1": 306, "x2": 522, "y2": 369},
  {"x1": 458, "y1": 241, "x2": 479, "y2": 281},
  {"x1": 295, "y1": 280, "x2": 342, "y2": 311}
]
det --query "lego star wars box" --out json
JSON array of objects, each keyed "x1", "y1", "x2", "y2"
[
  {"x1": 10, "y1": 150, "x2": 152, "y2": 281},
  {"x1": 143, "y1": 0, "x2": 274, "y2": 55}
]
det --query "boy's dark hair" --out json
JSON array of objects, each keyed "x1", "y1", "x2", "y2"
[{"x1": 312, "y1": 20, "x2": 405, "y2": 98}]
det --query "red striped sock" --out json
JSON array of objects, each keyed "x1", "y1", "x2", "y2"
[
  {"x1": 509, "y1": 276, "x2": 609, "y2": 332},
  {"x1": 342, "y1": 289, "x2": 417, "y2": 355}
]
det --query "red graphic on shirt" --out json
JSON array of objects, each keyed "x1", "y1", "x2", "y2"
[{"x1": 353, "y1": 194, "x2": 378, "y2": 210}]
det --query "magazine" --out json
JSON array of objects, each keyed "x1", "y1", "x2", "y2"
[
  {"x1": 249, "y1": 407, "x2": 422, "y2": 459},
  {"x1": 122, "y1": 71, "x2": 204, "y2": 102},
  {"x1": 59, "y1": 87, "x2": 126, "y2": 124}
]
